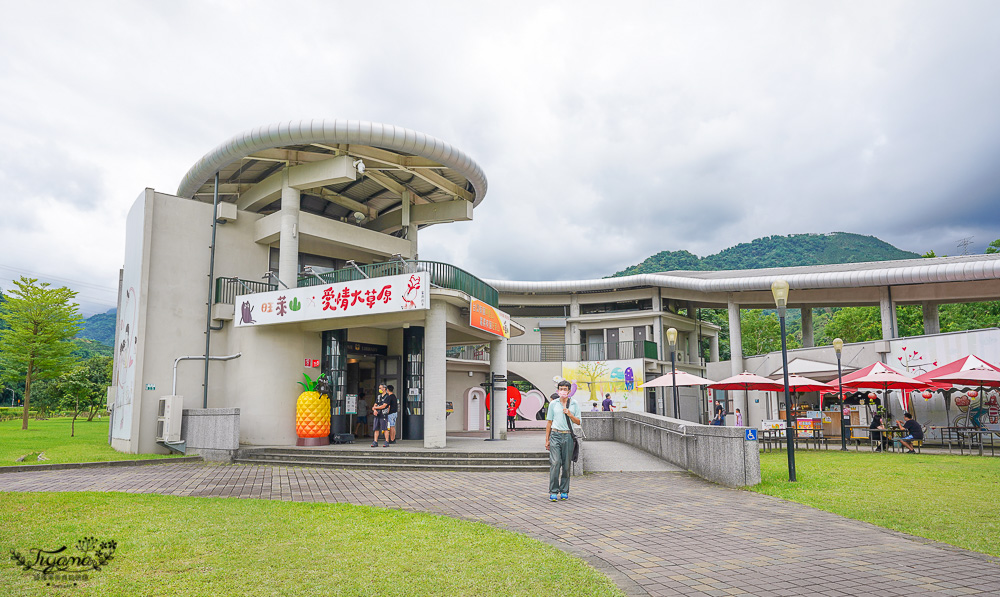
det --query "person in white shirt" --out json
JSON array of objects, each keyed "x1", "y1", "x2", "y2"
[{"x1": 544, "y1": 380, "x2": 581, "y2": 502}]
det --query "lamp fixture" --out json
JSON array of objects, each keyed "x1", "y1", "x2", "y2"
[{"x1": 353, "y1": 159, "x2": 365, "y2": 175}]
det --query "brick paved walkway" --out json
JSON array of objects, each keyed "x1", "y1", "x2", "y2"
[{"x1": 2, "y1": 463, "x2": 998, "y2": 596}]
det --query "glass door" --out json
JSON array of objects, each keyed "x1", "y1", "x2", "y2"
[{"x1": 322, "y1": 329, "x2": 348, "y2": 436}]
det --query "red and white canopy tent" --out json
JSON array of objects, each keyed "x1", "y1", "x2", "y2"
[
  {"x1": 915, "y1": 354, "x2": 1000, "y2": 389},
  {"x1": 708, "y1": 372, "x2": 785, "y2": 421},
  {"x1": 841, "y1": 362, "x2": 930, "y2": 414},
  {"x1": 930, "y1": 363, "x2": 1000, "y2": 428}
]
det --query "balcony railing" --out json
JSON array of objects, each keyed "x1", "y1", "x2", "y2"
[
  {"x1": 298, "y1": 260, "x2": 499, "y2": 308},
  {"x1": 214, "y1": 277, "x2": 277, "y2": 304},
  {"x1": 445, "y1": 340, "x2": 659, "y2": 363}
]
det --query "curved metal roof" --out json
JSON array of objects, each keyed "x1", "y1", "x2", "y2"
[
  {"x1": 487, "y1": 254, "x2": 1000, "y2": 295},
  {"x1": 176, "y1": 120, "x2": 488, "y2": 221}
]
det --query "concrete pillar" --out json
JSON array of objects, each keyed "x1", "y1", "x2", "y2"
[
  {"x1": 879, "y1": 287, "x2": 898, "y2": 340},
  {"x1": 569, "y1": 296, "x2": 581, "y2": 345},
  {"x1": 687, "y1": 331, "x2": 699, "y2": 365},
  {"x1": 800, "y1": 306, "x2": 814, "y2": 347},
  {"x1": 402, "y1": 189, "x2": 418, "y2": 258},
  {"x1": 278, "y1": 171, "x2": 300, "y2": 288},
  {"x1": 727, "y1": 296, "x2": 746, "y2": 416},
  {"x1": 709, "y1": 335, "x2": 720, "y2": 362},
  {"x1": 490, "y1": 337, "x2": 508, "y2": 440},
  {"x1": 652, "y1": 316, "x2": 663, "y2": 361},
  {"x1": 923, "y1": 302, "x2": 940, "y2": 335},
  {"x1": 424, "y1": 300, "x2": 447, "y2": 448}
]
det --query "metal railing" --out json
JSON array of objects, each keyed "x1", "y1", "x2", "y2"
[
  {"x1": 444, "y1": 340, "x2": 660, "y2": 363},
  {"x1": 214, "y1": 277, "x2": 277, "y2": 304},
  {"x1": 297, "y1": 260, "x2": 499, "y2": 308},
  {"x1": 446, "y1": 345, "x2": 490, "y2": 361}
]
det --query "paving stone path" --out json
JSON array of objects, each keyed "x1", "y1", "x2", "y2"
[{"x1": 2, "y1": 463, "x2": 998, "y2": 596}]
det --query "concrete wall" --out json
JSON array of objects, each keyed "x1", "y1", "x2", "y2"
[
  {"x1": 581, "y1": 411, "x2": 760, "y2": 488},
  {"x1": 445, "y1": 370, "x2": 489, "y2": 431},
  {"x1": 181, "y1": 408, "x2": 240, "y2": 461}
]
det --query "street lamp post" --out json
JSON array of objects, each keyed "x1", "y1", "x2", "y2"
[
  {"x1": 771, "y1": 279, "x2": 796, "y2": 482},
  {"x1": 834, "y1": 338, "x2": 847, "y2": 451},
  {"x1": 667, "y1": 327, "x2": 679, "y2": 418}
]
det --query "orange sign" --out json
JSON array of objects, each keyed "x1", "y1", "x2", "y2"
[{"x1": 470, "y1": 299, "x2": 510, "y2": 338}]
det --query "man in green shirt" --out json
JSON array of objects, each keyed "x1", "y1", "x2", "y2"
[{"x1": 545, "y1": 380, "x2": 581, "y2": 502}]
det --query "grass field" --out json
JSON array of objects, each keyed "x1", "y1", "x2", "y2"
[
  {"x1": 0, "y1": 491, "x2": 623, "y2": 597},
  {"x1": 0, "y1": 418, "x2": 180, "y2": 466},
  {"x1": 750, "y1": 450, "x2": 1000, "y2": 557}
]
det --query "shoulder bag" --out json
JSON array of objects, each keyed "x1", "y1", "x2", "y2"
[{"x1": 563, "y1": 402, "x2": 580, "y2": 463}]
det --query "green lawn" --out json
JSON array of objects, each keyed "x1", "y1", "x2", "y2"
[
  {"x1": 0, "y1": 492, "x2": 623, "y2": 597},
  {"x1": 750, "y1": 451, "x2": 1000, "y2": 557},
  {"x1": 0, "y1": 418, "x2": 180, "y2": 466}
]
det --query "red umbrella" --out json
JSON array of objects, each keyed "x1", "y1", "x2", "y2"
[
  {"x1": 782, "y1": 374, "x2": 835, "y2": 410},
  {"x1": 642, "y1": 371, "x2": 715, "y2": 388},
  {"x1": 709, "y1": 371, "x2": 786, "y2": 391},
  {"x1": 931, "y1": 367, "x2": 1000, "y2": 387},
  {"x1": 931, "y1": 367, "x2": 1000, "y2": 428},
  {"x1": 915, "y1": 355, "x2": 1000, "y2": 391},
  {"x1": 843, "y1": 363, "x2": 929, "y2": 412}
]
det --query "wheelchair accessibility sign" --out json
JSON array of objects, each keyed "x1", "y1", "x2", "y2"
[{"x1": 745, "y1": 429, "x2": 758, "y2": 441}]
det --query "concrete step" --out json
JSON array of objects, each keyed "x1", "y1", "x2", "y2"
[
  {"x1": 232, "y1": 458, "x2": 549, "y2": 472},
  {"x1": 236, "y1": 453, "x2": 548, "y2": 467},
  {"x1": 242, "y1": 448, "x2": 548, "y2": 459}
]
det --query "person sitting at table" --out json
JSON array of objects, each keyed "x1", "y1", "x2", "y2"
[
  {"x1": 869, "y1": 412, "x2": 887, "y2": 452},
  {"x1": 895, "y1": 412, "x2": 924, "y2": 454}
]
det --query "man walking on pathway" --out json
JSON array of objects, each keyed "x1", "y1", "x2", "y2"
[{"x1": 545, "y1": 380, "x2": 581, "y2": 502}]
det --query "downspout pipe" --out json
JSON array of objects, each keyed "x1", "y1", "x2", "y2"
[
  {"x1": 204, "y1": 172, "x2": 221, "y2": 406},
  {"x1": 174, "y1": 353, "x2": 242, "y2": 401}
]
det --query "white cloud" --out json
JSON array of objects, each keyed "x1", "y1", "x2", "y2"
[{"x1": 1, "y1": 0, "x2": 999, "y2": 304}]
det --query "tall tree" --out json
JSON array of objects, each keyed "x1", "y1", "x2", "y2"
[{"x1": 0, "y1": 277, "x2": 82, "y2": 430}]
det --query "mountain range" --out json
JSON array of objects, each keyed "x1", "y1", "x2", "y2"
[{"x1": 611, "y1": 232, "x2": 920, "y2": 277}]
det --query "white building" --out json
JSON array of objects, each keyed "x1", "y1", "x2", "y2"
[{"x1": 110, "y1": 119, "x2": 1000, "y2": 456}]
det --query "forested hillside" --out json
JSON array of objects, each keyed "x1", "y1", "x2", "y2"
[
  {"x1": 612, "y1": 232, "x2": 920, "y2": 276},
  {"x1": 78, "y1": 309, "x2": 116, "y2": 347}
]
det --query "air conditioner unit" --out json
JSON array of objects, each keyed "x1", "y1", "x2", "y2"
[{"x1": 156, "y1": 395, "x2": 183, "y2": 442}]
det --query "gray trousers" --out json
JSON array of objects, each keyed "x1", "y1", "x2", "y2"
[{"x1": 548, "y1": 431, "x2": 573, "y2": 494}]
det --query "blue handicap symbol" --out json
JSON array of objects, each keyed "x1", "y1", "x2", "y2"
[{"x1": 745, "y1": 429, "x2": 758, "y2": 441}]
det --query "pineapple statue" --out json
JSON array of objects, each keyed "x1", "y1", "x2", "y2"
[{"x1": 295, "y1": 373, "x2": 331, "y2": 446}]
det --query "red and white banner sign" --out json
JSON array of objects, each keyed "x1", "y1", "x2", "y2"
[
  {"x1": 235, "y1": 272, "x2": 428, "y2": 327},
  {"x1": 470, "y1": 298, "x2": 510, "y2": 338}
]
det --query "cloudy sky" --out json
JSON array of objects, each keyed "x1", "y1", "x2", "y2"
[{"x1": 2, "y1": 1, "x2": 999, "y2": 315}]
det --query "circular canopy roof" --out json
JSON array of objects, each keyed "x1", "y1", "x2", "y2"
[{"x1": 176, "y1": 119, "x2": 487, "y2": 222}]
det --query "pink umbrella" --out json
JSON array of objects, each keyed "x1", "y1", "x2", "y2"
[
  {"x1": 708, "y1": 371, "x2": 786, "y2": 392},
  {"x1": 642, "y1": 371, "x2": 715, "y2": 388}
]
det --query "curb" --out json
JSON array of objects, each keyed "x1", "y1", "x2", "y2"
[{"x1": 0, "y1": 456, "x2": 203, "y2": 474}]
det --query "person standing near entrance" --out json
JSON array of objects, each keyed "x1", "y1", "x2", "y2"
[
  {"x1": 545, "y1": 380, "x2": 581, "y2": 502},
  {"x1": 371, "y1": 384, "x2": 390, "y2": 448},
  {"x1": 386, "y1": 384, "x2": 399, "y2": 444},
  {"x1": 355, "y1": 391, "x2": 369, "y2": 438},
  {"x1": 601, "y1": 393, "x2": 614, "y2": 411}
]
